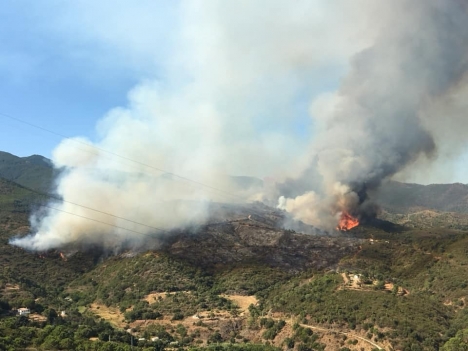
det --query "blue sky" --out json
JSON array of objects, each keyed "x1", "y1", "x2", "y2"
[{"x1": 0, "y1": 1, "x2": 177, "y2": 157}]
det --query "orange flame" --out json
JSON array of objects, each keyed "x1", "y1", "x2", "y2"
[
  {"x1": 59, "y1": 252, "x2": 67, "y2": 261},
  {"x1": 336, "y1": 211, "x2": 359, "y2": 231}
]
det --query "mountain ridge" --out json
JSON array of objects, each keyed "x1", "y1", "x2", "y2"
[{"x1": 3, "y1": 150, "x2": 468, "y2": 216}]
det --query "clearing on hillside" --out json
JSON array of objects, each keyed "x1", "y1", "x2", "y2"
[
  {"x1": 221, "y1": 294, "x2": 258, "y2": 312},
  {"x1": 89, "y1": 303, "x2": 126, "y2": 328}
]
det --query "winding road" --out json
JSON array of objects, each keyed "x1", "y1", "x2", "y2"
[{"x1": 299, "y1": 323, "x2": 384, "y2": 350}]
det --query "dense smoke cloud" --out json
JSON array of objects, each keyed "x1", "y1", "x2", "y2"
[
  {"x1": 11, "y1": 0, "x2": 468, "y2": 250},
  {"x1": 277, "y1": 0, "x2": 468, "y2": 228}
]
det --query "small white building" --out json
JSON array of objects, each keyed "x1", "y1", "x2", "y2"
[
  {"x1": 151, "y1": 337, "x2": 160, "y2": 342},
  {"x1": 18, "y1": 308, "x2": 30, "y2": 317}
]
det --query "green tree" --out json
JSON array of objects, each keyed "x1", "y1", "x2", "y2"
[
  {"x1": 442, "y1": 329, "x2": 468, "y2": 350},
  {"x1": 208, "y1": 331, "x2": 223, "y2": 344},
  {"x1": 45, "y1": 308, "x2": 58, "y2": 324}
]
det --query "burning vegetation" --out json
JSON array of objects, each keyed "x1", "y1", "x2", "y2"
[{"x1": 336, "y1": 211, "x2": 360, "y2": 231}]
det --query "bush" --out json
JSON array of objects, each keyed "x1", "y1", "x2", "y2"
[{"x1": 172, "y1": 312, "x2": 184, "y2": 321}]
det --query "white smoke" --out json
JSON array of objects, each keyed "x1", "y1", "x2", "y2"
[{"x1": 11, "y1": 0, "x2": 468, "y2": 250}]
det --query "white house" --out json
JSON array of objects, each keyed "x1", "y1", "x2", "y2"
[{"x1": 17, "y1": 308, "x2": 30, "y2": 317}]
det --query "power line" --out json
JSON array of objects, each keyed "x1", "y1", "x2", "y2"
[
  {"x1": 0, "y1": 111, "x2": 245, "y2": 202},
  {"x1": 0, "y1": 176, "x2": 168, "y2": 237},
  {"x1": 2, "y1": 175, "x2": 274, "y2": 242},
  {"x1": 11, "y1": 177, "x2": 168, "y2": 233},
  {"x1": 43, "y1": 204, "x2": 159, "y2": 237},
  {"x1": 0, "y1": 110, "x2": 274, "y2": 235}
]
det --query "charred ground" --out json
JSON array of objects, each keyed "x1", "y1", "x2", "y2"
[{"x1": 162, "y1": 203, "x2": 360, "y2": 271}]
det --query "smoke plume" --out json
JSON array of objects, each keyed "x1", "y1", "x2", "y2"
[
  {"x1": 277, "y1": 0, "x2": 468, "y2": 228},
  {"x1": 11, "y1": 0, "x2": 468, "y2": 250}
]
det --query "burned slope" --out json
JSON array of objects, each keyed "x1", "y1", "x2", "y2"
[{"x1": 163, "y1": 217, "x2": 361, "y2": 271}]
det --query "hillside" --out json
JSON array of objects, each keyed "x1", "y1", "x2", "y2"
[
  {"x1": 2, "y1": 152, "x2": 468, "y2": 350},
  {"x1": 376, "y1": 181, "x2": 468, "y2": 230},
  {"x1": 0, "y1": 177, "x2": 46, "y2": 228},
  {"x1": 162, "y1": 202, "x2": 359, "y2": 271},
  {"x1": 377, "y1": 181, "x2": 468, "y2": 213},
  {"x1": 0, "y1": 151, "x2": 54, "y2": 192}
]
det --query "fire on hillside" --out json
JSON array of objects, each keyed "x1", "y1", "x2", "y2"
[{"x1": 336, "y1": 211, "x2": 359, "y2": 231}]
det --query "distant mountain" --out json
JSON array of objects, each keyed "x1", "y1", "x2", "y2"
[
  {"x1": 376, "y1": 181, "x2": 468, "y2": 213},
  {"x1": 3, "y1": 149, "x2": 468, "y2": 217},
  {"x1": 0, "y1": 151, "x2": 54, "y2": 192},
  {"x1": 226, "y1": 177, "x2": 468, "y2": 216}
]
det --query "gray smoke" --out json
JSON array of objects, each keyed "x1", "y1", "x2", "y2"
[
  {"x1": 278, "y1": 0, "x2": 468, "y2": 228},
  {"x1": 10, "y1": 0, "x2": 468, "y2": 250}
]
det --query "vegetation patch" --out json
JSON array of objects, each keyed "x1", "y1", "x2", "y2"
[{"x1": 88, "y1": 303, "x2": 126, "y2": 328}]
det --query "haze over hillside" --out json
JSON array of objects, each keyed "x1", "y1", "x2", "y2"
[
  {"x1": 3, "y1": 150, "x2": 468, "y2": 350},
  {"x1": 376, "y1": 181, "x2": 468, "y2": 213},
  {"x1": 3, "y1": 150, "x2": 468, "y2": 235},
  {"x1": 2, "y1": 0, "x2": 466, "y2": 254}
]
